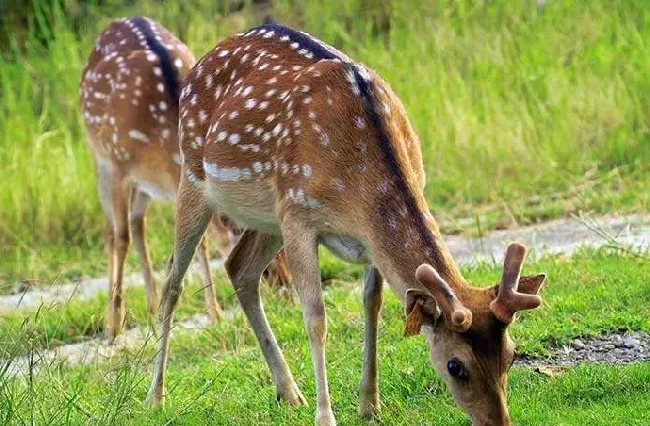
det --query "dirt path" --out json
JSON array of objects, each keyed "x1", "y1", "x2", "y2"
[
  {"x1": 445, "y1": 213, "x2": 649, "y2": 265},
  {"x1": 2, "y1": 214, "x2": 649, "y2": 377},
  {"x1": 0, "y1": 259, "x2": 224, "y2": 314},
  {"x1": 3, "y1": 214, "x2": 648, "y2": 314}
]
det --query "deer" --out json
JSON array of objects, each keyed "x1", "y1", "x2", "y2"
[
  {"x1": 79, "y1": 17, "x2": 290, "y2": 343},
  {"x1": 145, "y1": 23, "x2": 547, "y2": 426}
]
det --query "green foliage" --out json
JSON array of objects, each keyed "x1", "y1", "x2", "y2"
[{"x1": 1, "y1": 0, "x2": 650, "y2": 283}]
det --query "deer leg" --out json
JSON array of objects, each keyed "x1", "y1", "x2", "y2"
[
  {"x1": 196, "y1": 236, "x2": 225, "y2": 322},
  {"x1": 106, "y1": 173, "x2": 130, "y2": 344},
  {"x1": 104, "y1": 219, "x2": 115, "y2": 290},
  {"x1": 282, "y1": 220, "x2": 335, "y2": 426},
  {"x1": 146, "y1": 178, "x2": 212, "y2": 407},
  {"x1": 263, "y1": 249, "x2": 293, "y2": 300},
  {"x1": 359, "y1": 266, "x2": 383, "y2": 419},
  {"x1": 96, "y1": 162, "x2": 115, "y2": 304},
  {"x1": 129, "y1": 189, "x2": 158, "y2": 316},
  {"x1": 226, "y1": 230, "x2": 306, "y2": 406}
]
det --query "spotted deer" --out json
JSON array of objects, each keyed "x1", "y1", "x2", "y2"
[
  {"x1": 145, "y1": 24, "x2": 547, "y2": 426},
  {"x1": 80, "y1": 17, "x2": 290, "y2": 343}
]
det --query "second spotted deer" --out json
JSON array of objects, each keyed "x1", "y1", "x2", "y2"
[
  {"x1": 80, "y1": 17, "x2": 289, "y2": 342},
  {"x1": 146, "y1": 24, "x2": 547, "y2": 426}
]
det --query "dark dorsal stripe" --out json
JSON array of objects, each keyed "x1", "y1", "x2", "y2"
[
  {"x1": 253, "y1": 23, "x2": 352, "y2": 63},
  {"x1": 249, "y1": 24, "x2": 440, "y2": 271},
  {"x1": 130, "y1": 16, "x2": 180, "y2": 105},
  {"x1": 345, "y1": 63, "x2": 442, "y2": 272}
]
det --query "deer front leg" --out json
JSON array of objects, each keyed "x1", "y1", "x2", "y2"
[
  {"x1": 129, "y1": 190, "x2": 158, "y2": 316},
  {"x1": 146, "y1": 177, "x2": 212, "y2": 407},
  {"x1": 226, "y1": 230, "x2": 306, "y2": 406},
  {"x1": 107, "y1": 175, "x2": 130, "y2": 344},
  {"x1": 195, "y1": 236, "x2": 225, "y2": 322},
  {"x1": 282, "y1": 220, "x2": 336, "y2": 426},
  {"x1": 103, "y1": 218, "x2": 115, "y2": 301},
  {"x1": 359, "y1": 266, "x2": 383, "y2": 419}
]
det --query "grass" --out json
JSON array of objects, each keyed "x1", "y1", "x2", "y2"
[
  {"x1": 2, "y1": 0, "x2": 650, "y2": 285},
  {"x1": 1, "y1": 1, "x2": 650, "y2": 422},
  {"x1": 1, "y1": 249, "x2": 649, "y2": 425}
]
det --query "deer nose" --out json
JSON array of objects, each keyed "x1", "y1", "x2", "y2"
[
  {"x1": 470, "y1": 399, "x2": 511, "y2": 426},
  {"x1": 472, "y1": 418, "x2": 511, "y2": 426}
]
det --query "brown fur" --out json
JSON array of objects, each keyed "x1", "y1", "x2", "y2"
[
  {"x1": 80, "y1": 18, "x2": 290, "y2": 342},
  {"x1": 146, "y1": 25, "x2": 547, "y2": 426}
]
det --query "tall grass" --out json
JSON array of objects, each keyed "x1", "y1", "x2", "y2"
[{"x1": 1, "y1": 0, "x2": 649, "y2": 283}]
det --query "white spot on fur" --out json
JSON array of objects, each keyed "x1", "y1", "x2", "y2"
[
  {"x1": 204, "y1": 162, "x2": 251, "y2": 181},
  {"x1": 228, "y1": 133, "x2": 240, "y2": 144},
  {"x1": 128, "y1": 129, "x2": 149, "y2": 143},
  {"x1": 332, "y1": 178, "x2": 345, "y2": 191}
]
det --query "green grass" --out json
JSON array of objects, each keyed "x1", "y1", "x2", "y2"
[
  {"x1": 1, "y1": 249, "x2": 649, "y2": 425},
  {"x1": 2, "y1": 2, "x2": 649, "y2": 423},
  {"x1": 2, "y1": 0, "x2": 650, "y2": 284}
]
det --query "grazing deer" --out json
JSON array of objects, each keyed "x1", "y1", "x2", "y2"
[
  {"x1": 145, "y1": 24, "x2": 547, "y2": 426},
  {"x1": 80, "y1": 17, "x2": 290, "y2": 343}
]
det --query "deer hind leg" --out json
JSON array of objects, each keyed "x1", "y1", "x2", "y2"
[
  {"x1": 195, "y1": 235, "x2": 225, "y2": 322},
  {"x1": 107, "y1": 172, "x2": 131, "y2": 344},
  {"x1": 263, "y1": 248, "x2": 294, "y2": 300},
  {"x1": 281, "y1": 219, "x2": 336, "y2": 426},
  {"x1": 129, "y1": 189, "x2": 158, "y2": 316},
  {"x1": 103, "y1": 219, "x2": 115, "y2": 289},
  {"x1": 359, "y1": 266, "x2": 383, "y2": 419},
  {"x1": 225, "y1": 229, "x2": 306, "y2": 406},
  {"x1": 96, "y1": 162, "x2": 115, "y2": 321},
  {"x1": 146, "y1": 177, "x2": 212, "y2": 407}
]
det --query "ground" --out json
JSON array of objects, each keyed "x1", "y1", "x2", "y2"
[
  {"x1": 2, "y1": 234, "x2": 650, "y2": 425},
  {"x1": 1, "y1": 1, "x2": 650, "y2": 425}
]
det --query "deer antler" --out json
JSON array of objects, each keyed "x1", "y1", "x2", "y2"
[
  {"x1": 415, "y1": 264, "x2": 472, "y2": 332},
  {"x1": 489, "y1": 242, "x2": 543, "y2": 324}
]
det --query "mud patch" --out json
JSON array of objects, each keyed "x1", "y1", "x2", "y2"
[
  {"x1": 517, "y1": 331, "x2": 650, "y2": 367},
  {"x1": 2, "y1": 313, "x2": 215, "y2": 378}
]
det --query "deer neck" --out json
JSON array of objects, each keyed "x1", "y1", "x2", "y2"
[{"x1": 365, "y1": 201, "x2": 466, "y2": 304}]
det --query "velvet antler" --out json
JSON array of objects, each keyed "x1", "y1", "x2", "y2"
[
  {"x1": 489, "y1": 242, "x2": 545, "y2": 324},
  {"x1": 415, "y1": 264, "x2": 472, "y2": 332}
]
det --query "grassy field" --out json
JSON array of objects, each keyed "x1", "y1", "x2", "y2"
[
  {"x1": 1, "y1": 249, "x2": 650, "y2": 425},
  {"x1": 1, "y1": 1, "x2": 650, "y2": 424},
  {"x1": 1, "y1": 0, "x2": 650, "y2": 286}
]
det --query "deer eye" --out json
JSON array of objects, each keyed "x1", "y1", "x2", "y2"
[{"x1": 447, "y1": 359, "x2": 466, "y2": 378}]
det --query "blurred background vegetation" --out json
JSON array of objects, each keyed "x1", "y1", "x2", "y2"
[{"x1": 1, "y1": 0, "x2": 649, "y2": 286}]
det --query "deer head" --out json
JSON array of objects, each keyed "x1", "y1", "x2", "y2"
[
  {"x1": 208, "y1": 214, "x2": 242, "y2": 259},
  {"x1": 404, "y1": 242, "x2": 546, "y2": 425}
]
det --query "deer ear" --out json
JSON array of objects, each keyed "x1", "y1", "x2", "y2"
[
  {"x1": 518, "y1": 273, "x2": 547, "y2": 296},
  {"x1": 404, "y1": 289, "x2": 439, "y2": 337}
]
